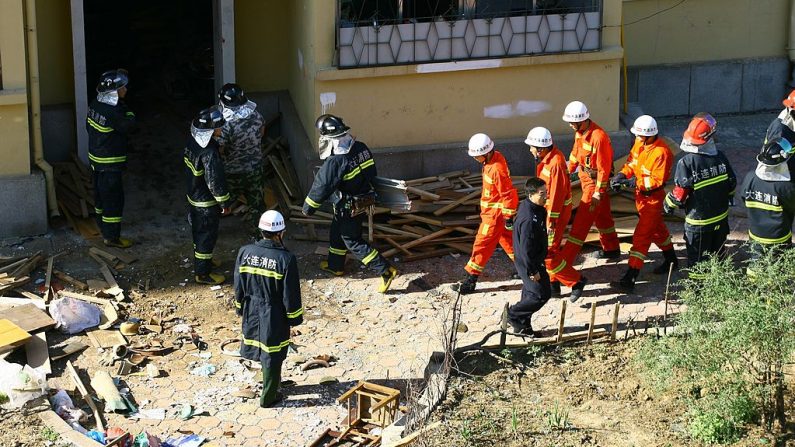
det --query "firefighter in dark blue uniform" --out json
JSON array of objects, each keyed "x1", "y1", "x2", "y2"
[
  {"x1": 507, "y1": 178, "x2": 552, "y2": 337},
  {"x1": 184, "y1": 106, "x2": 231, "y2": 285},
  {"x1": 302, "y1": 114, "x2": 398, "y2": 293},
  {"x1": 664, "y1": 113, "x2": 737, "y2": 275},
  {"x1": 740, "y1": 137, "x2": 795, "y2": 274},
  {"x1": 235, "y1": 210, "x2": 303, "y2": 407},
  {"x1": 764, "y1": 89, "x2": 795, "y2": 176},
  {"x1": 86, "y1": 69, "x2": 136, "y2": 248}
]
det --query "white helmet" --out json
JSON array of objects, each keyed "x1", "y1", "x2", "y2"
[
  {"x1": 562, "y1": 101, "x2": 590, "y2": 123},
  {"x1": 631, "y1": 115, "x2": 658, "y2": 136},
  {"x1": 524, "y1": 127, "x2": 553, "y2": 148},
  {"x1": 467, "y1": 133, "x2": 494, "y2": 157},
  {"x1": 258, "y1": 210, "x2": 286, "y2": 232}
]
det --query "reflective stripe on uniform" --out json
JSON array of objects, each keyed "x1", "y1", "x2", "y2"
[
  {"x1": 480, "y1": 223, "x2": 490, "y2": 235},
  {"x1": 184, "y1": 157, "x2": 204, "y2": 176},
  {"x1": 598, "y1": 226, "x2": 616, "y2": 234},
  {"x1": 101, "y1": 216, "x2": 122, "y2": 223},
  {"x1": 87, "y1": 118, "x2": 113, "y2": 133},
  {"x1": 94, "y1": 208, "x2": 103, "y2": 214},
  {"x1": 685, "y1": 210, "x2": 728, "y2": 226},
  {"x1": 749, "y1": 230, "x2": 792, "y2": 245},
  {"x1": 239, "y1": 265, "x2": 285, "y2": 279},
  {"x1": 549, "y1": 211, "x2": 560, "y2": 218},
  {"x1": 596, "y1": 181, "x2": 609, "y2": 188},
  {"x1": 665, "y1": 194, "x2": 678, "y2": 208},
  {"x1": 629, "y1": 250, "x2": 647, "y2": 260},
  {"x1": 466, "y1": 260, "x2": 484, "y2": 272},
  {"x1": 213, "y1": 193, "x2": 231, "y2": 203},
  {"x1": 287, "y1": 307, "x2": 304, "y2": 319},
  {"x1": 234, "y1": 301, "x2": 241, "y2": 309},
  {"x1": 304, "y1": 196, "x2": 321, "y2": 208},
  {"x1": 693, "y1": 173, "x2": 728, "y2": 190},
  {"x1": 548, "y1": 259, "x2": 567, "y2": 274},
  {"x1": 194, "y1": 251, "x2": 213, "y2": 260},
  {"x1": 745, "y1": 201, "x2": 784, "y2": 212},
  {"x1": 187, "y1": 195, "x2": 217, "y2": 207},
  {"x1": 125, "y1": 111, "x2": 135, "y2": 117},
  {"x1": 480, "y1": 201, "x2": 502, "y2": 209},
  {"x1": 502, "y1": 208, "x2": 516, "y2": 216},
  {"x1": 541, "y1": 168, "x2": 551, "y2": 177},
  {"x1": 242, "y1": 338, "x2": 290, "y2": 353},
  {"x1": 342, "y1": 166, "x2": 363, "y2": 181},
  {"x1": 329, "y1": 247, "x2": 347, "y2": 255},
  {"x1": 483, "y1": 174, "x2": 494, "y2": 184},
  {"x1": 89, "y1": 153, "x2": 127, "y2": 164},
  {"x1": 564, "y1": 197, "x2": 572, "y2": 206},
  {"x1": 567, "y1": 236, "x2": 584, "y2": 246},
  {"x1": 362, "y1": 249, "x2": 379, "y2": 265},
  {"x1": 360, "y1": 159, "x2": 375, "y2": 169},
  {"x1": 643, "y1": 176, "x2": 652, "y2": 190}
]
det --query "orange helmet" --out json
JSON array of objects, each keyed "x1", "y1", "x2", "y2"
[
  {"x1": 683, "y1": 112, "x2": 717, "y2": 145},
  {"x1": 783, "y1": 89, "x2": 795, "y2": 108}
]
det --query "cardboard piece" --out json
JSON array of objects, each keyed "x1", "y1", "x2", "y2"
[
  {"x1": 86, "y1": 329, "x2": 127, "y2": 349},
  {"x1": 25, "y1": 332, "x2": 51, "y2": 375},
  {"x1": 50, "y1": 341, "x2": 88, "y2": 361},
  {"x1": 0, "y1": 303, "x2": 56, "y2": 333},
  {"x1": 0, "y1": 319, "x2": 32, "y2": 354}
]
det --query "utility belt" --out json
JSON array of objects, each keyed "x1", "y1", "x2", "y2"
[
  {"x1": 581, "y1": 166, "x2": 598, "y2": 179},
  {"x1": 335, "y1": 191, "x2": 376, "y2": 217},
  {"x1": 639, "y1": 186, "x2": 664, "y2": 197}
]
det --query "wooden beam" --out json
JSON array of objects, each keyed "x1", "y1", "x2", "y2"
[
  {"x1": 611, "y1": 302, "x2": 620, "y2": 341},
  {"x1": 66, "y1": 361, "x2": 105, "y2": 432},
  {"x1": 557, "y1": 300, "x2": 567, "y2": 343},
  {"x1": 433, "y1": 190, "x2": 480, "y2": 216},
  {"x1": 53, "y1": 270, "x2": 88, "y2": 290}
]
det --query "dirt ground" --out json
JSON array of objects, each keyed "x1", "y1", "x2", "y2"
[{"x1": 421, "y1": 338, "x2": 793, "y2": 447}]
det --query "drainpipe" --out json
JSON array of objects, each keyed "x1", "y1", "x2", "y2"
[{"x1": 24, "y1": 0, "x2": 58, "y2": 217}]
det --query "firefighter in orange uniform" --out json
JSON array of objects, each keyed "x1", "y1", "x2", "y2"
[
  {"x1": 559, "y1": 101, "x2": 621, "y2": 277},
  {"x1": 610, "y1": 115, "x2": 677, "y2": 292},
  {"x1": 524, "y1": 127, "x2": 588, "y2": 302},
  {"x1": 454, "y1": 133, "x2": 519, "y2": 294}
]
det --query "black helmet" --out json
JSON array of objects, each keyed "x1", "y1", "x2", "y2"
[
  {"x1": 192, "y1": 105, "x2": 226, "y2": 130},
  {"x1": 316, "y1": 114, "x2": 350, "y2": 138},
  {"x1": 757, "y1": 137, "x2": 794, "y2": 166},
  {"x1": 96, "y1": 69, "x2": 129, "y2": 93},
  {"x1": 218, "y1": 83, "x2": 248, "y2": 107}
]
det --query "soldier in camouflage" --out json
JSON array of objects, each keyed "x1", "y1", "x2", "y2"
[{"x1": 217, "y1": 83, "x2": 265, "y2": 221}]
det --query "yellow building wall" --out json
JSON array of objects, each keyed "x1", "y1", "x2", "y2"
[
  {"x1": 235, "y1": 0, "x2": 292, "y2": 92},
  {"x1": 35, "y1": 0, "x2": 75, "y2": 105},
  {"x1": 289, "y1": 0, "x2": 622, "y2": 149},
  {"x1": 0, "y1": 0, "x2": 31, "y2": 176},
  {"x1": 623, "y1": 0, "x2": 788, "y2": 66}
]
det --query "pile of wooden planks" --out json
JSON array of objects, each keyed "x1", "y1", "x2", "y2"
[
  {"x1": 0, "y1": 252, "x2": 45, "y2": 295},
  {"x1": 53, "y1": 158, "x2": 101, "y2": 239}
]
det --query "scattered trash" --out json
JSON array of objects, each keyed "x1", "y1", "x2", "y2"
[
  {"x1": 318, "y1": 376, "x2": 338, "y2": 385},
  {"x1": 162, "y1": 434, "x2": 205, "y2": 447},
  {"x1": 134, "y1": 432, "x2": 163, "y2": 447},
  {"x1": 49, "y1": 297, "x2": 102, "y2": 334},
  {"x1": 50, "y1": 389, "x2": 88, "y2": 427},
  {"x1": 190, "y1": 364, "x2": 216, "y2": 377},
  {"x1": 192, "y1": 352, "x2": 212, "y2": 360},
  {"x1": 209, "y1": 285, "x2": 222, "y2": 291},
  {"x1": 120, "y1": 319, "x2": 142, "y2": 336},
  {"x1": 0, "y1": 359, "x2": 47, "y2": 408},
  {"x1": 179, "y1": 403, "x2": 195, "y2": 420},
  {"x1": 220, "y1": 338, "x2": 240, "y2": 357},
  {"x1": 171, "y1": 324, "x2": 192, "y2": 333},
  {"x1": 91, "y1": 370, "x2": 133, "y2": 412},
  {"x1": 146, "y1": 364, "x2": 160, "y2": 379},
  {"x1": 86, "y1": 430, "x2": 105, "y2": 443},
  {"x1": 231, "y1": 388, "x2": 256, "y2": 399},
  {"x1": 190, "y1": 331, "x2": 208, "y2": 351},
  {"x1": 129, "y1": 408, "x2": 167, "y2": 420}
]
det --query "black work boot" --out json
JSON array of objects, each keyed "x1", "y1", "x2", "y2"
[
  {"x1": 550, "y1": 281, "x2": 562, "y2": 297},
  {"x1": 509, "y1": 319, "x2": 541, "y2": 338},
  {"x1": 612, "y1": 268, "x2": 640, "y2": 292},
  {"x1": 596, "y1": 249, "x2": 621, "y2": 260},
  {"x1": 452, "y1": 274, "x2": 478, "y2": 294},
  {"x1": 569, "y1": 277, "x2": 589, "y2": 303},
  {"x1": 652, "y1": 250, "x2": 679, "y2": 275}
]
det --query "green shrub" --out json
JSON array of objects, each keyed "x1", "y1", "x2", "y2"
[{"x1": 637, "y1": 246, "x2": 795, "y2": 443}]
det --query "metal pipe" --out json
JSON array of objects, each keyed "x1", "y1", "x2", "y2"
[{"x1": 25, "y1": 0, "x2": 58, "y2": 217}]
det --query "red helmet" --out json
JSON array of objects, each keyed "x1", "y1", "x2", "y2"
[
  {"x1": 683, "y1": 112, "x2": 717, "y2": 145},
  {"x1": 783, "y1": 89, "x2": 795, "y2": 108}
]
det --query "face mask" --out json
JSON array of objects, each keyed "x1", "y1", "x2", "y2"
[
  {"x1": 318, "y1": 136, "x2": 333, "y2": 160},
  {"x1": 221, "y1": 100, "x2": 257, "y2": 122},
  {"x1": 97, "y1": 91, "x2": 119, "y2": 106},
  {"x1": 191, "y1": 125, "x2": 214, "y2": 148},
  {"x1": 334, "y1": 134, "x2": 355, "y2": 155}
]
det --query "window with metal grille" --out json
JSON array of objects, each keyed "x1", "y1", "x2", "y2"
[{"x1": 338, "y1": 0, "x2": 602, "y2": 68}]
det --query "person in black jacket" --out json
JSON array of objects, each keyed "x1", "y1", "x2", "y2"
[
  {"x1": 87, "y1": 69, "x2": 136, "y2": 248},
  {"x1": 507, "y1": 178, "x2": 552, "y2": 337},
  {"x1": 184, "y1": 106, "x2": 231, "y2": 285},
  {"x1": 740, "y1": 137, "x2": 795, "y2": 273},
  {"x1": 235, "y1": 210, "x2": 303, "y2": 407},
  {"x1": 302, "y1": 114, "x2": 398, "y2": 293},
  {"x1": 664, "y1": 113, "x2": 737, "y2": 276}
]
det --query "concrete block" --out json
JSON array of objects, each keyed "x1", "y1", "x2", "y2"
[
  {"x1": 41, "y1": 104, "x2": 76, "y2": 163},
  {"x1": 690, "y1": 62, "x2": 742, "y2": 115},
  {"x1": 0, "y1": 171, "x2": 47, "y2": 238},
  {"x1": 741, "y1": 58, "x2": 789, "y2": 112},
  {"x1": 637, "y1": 65, "x2": 691, "y2": 117}
]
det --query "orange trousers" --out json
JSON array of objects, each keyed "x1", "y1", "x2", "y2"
[
  {"x1": 628, "y1": 191, "x2": 673, "y2": 270},
  {"x1": 465, "y1": 216, "x2": 514, "y2": 276},
  {"x1": 545, "y1": 204, "x2": 581, "y2": 287},
  {"x1": 561, "y1": 194, "x2": 620, "y2": 264}
]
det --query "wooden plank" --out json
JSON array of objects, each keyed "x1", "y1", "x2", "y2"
[
  {"x1": 86, "y1": 241, "x2": 137, "y2": 264},
  {"x1": 611, "y1": 302, "x2": 620, "y2": 341},
  {"x1": 10, "y1": 253, "x2": 44, "y2": 279},
  {"x1": 85, "y1": 329, "x2": 127, "y2": 349},
  {"x1": 400, "y1": 213, "x2": 443, "y2": 227},
  {"x1": 89, "y1": 247, "x2": 118, "y2": 264},
  {"x1": 0, "y1": 303, "x2": 56, "y2": 333},
  {"x1": 557, "y1": 300, "x2": 567, "y2": 343},
  {"x1": 401, "y1": 248, "x2": 456, "y2": 262},
  {"x1": 58, "y1": 290, "x2": 112, "y2": 306},
  {"x1": 66, "y1": 361, "x2": 105, "y2": 432},
  {"x1": 25, "y1": 332, "x2": 51, "y2": 375},
  {"x1": 99, "y1": 264, "x2": 120, "y2": 290},
  {"x1": 267, "y1": 154, "x2": 297, "y2": 197},
  {"x1": 50, "y1": 341, "x2": 88, "y2": 361},
  {"x1": 39, "y1": 411, "x2": 105, "y2": 447},
  {"x1": 0, "y1": 319, "x2": 32, "y2": 354},
  {"x1": 383, "y1": 238, "x2": 412, "y2": 256},
  {"x1": 43, "y1": 256, "x2": 54, "y2": 302},
  {"x1": 382, "y1": 228, "x2": 455, "y2": 258},
  {"x1": 53, "y1": 270, "x2": 89, "y2": 290},
  {"x1": 0, "y1": 258, "x2": 28, "y2": 275},
  {"x1": 0, "y1": 277, "x2": 31, "y2": 293},
  {"x1": 405, "y1": 186, "x2": 440, "y2": 201},
  {"x1": 587, "y1": 302, "x2": 597, "y2": 344},
  {"x1": 433, "y1": 190, "x2": 481, "y2": 216},
  {"x1": 0, "y1": 297, "x2": 46, "y2": 309}
]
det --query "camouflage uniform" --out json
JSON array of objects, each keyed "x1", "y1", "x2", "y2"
[{"x1": 218, "y1": 110, "x2": 265, "y2": 220}]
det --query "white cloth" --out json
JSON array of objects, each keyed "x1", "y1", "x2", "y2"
[
  {"x1": 778, "y1": 108, "x2": 795, "y2": 132},
  {"x1": 318, "y1": 133, "x2": 355, "y2": 159},
  {"x1": 680, "y1": 138, "x2": 717, "y2": 155},
  {"x1": 97, "y1": 91, "x2": 119, "y2": 106},
  {"x1": 221, "y1": 100, "x2": 258, "y2": 122},
  {"x1": 755, "y1": 161, "x2": 791, "y2": 182},
  {"x1": 191, "y1": 125, "x2": 214, "y2": 148}
]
